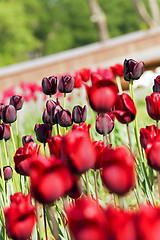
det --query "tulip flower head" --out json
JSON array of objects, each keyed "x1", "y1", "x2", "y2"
[
  {"x1": 146, "y1": 93, "x2": 160, "y2": 120},
  {"x1": 124, "y1": 59, "x2": 145, "y2": 81},
  {"x1": 42, "y1": 76, "x2": 57, "y2": 95}
]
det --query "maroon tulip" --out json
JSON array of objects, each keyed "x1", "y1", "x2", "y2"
[
  {"x1": 101, "y1": 146, "x2": 135, "y2": 195},
  {"x1": 42, "y1": 76, "x2": 57, "y2": 95},
  {"x1": 2, "y1": 105, "x2": 17, "y2": 124},
  {"x1": 50, "y1": 101, "x2": 63, "y2": 124},
  {"x1": 140, "y1": 125, "x2": 160, "y2": 149},
  {"x1": 153, "y1": 75, "x2": 160, "y2": 93},
  {"x1": 14, "y1": 142, "x2": 39, "y2": 176},
  {"x1": 1, "y1": 166, "x2": 13, "y2": 180},
  {"x1": 72, "y1": 105, "x2": 87, "y2": 123},
  {"x1": 47, "y1": 135, "x2": 62, "y2": 158},
  {"x1": 34, "y1": 123, "x2": 52, "y2": 143},
  {"x1": 124, "y1": 59, "x2": 145, "y2": 81},
  {"x1": 46, "y1": 99, "x2": 57, "y2": 115},
  {"x1": 42, "y1": 108, "x2": 51, "y2": 124},
  {"x1": 30, "y1": 155, "x2": 73, "y2": 204},
  {"x1": 22, "y1": 135, "x2": 34, "y2": 146},
  {"x1": 4, "y1": 193, "x2": 36, "y2": 240},
  {"x1": 146, "y1": 93, "x2": 160, "y2": 120},
  {"x1": 0, "y1": 103, "x2": 4, "y2": 119},
  {"x1": 96, "y1": 112, "x2": 114, "y2": 135},
  {"x1": 0, "y1": 123, "x2": 11, "y2": 141},
  {"x1": 58, "y1": 75, "x2": 75, "y2": 93},
  {"x1": 85, "y1": 80, "x2": 118, "y2": 113},
  {"x1": 145, "y1": 140, "x2": 160, "y2": 171},
  {"x1": 10, "y1": 95, "x2": 24, "y2": 110},
  {"x1": 113, "y1": 93, "x2": 136, "y2": 124},
  {"x1": 61, "y1": 129, "x2": 96, "y2": 174},
  {"x1": 93, "y1": 140, "x2": 106, "y2": 169},
  {"x1": 110, "y1": 63, "x2": 124, "y2": 77},
  {"x1": 66, "y1": 196, "x2": 108, "y2": 240},
  {"x1": 57, "y1": 109, "x2": 73, "y2": 127},
  {"x1": 79, "y1": 68, "x2": 91, "y2": 82}
]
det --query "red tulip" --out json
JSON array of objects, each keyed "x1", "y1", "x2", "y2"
[
  {"x1": 79, "y1": 68, "x2": 91, "y2": 82},
  {"x1": 101, "y1": 146, "x2": 135, "y2": 195},
  {"x1": 30, "y1": 155, "x2": 73, "y2": 204},
  {"x1": 68, "y1": 175, "x2": 82, "y2": 199},
  {"x1": 110, "y1": 63, "x2": 124, "y2": 77},
  {"x1": 91, "y1": 72, "x2": 103, "y2": 85},
  {"x1": 113, "y1": 93, "x2": 136, "y2": 124},
  {"x1": 22, "y1": 135, "x2": 34, "y2": 146},
  {"x1": 61, "y1": 129, "x2": 96, "y2": 174},
  {"x1": 66, "y1": 196, "x2": 108, "y2": 240},
  {"x1": 4, "y1": 193, "x2": 36, "y2": 240},
  {"x1": 47, "y1": 135, "x2": 62, "y2": 158},
  {"x1": 140, "y1": 125, "x2": 160, "y2": 149},
  {"x1": 14, "y1": 142, "x2": 39, "y2": 176},
  {"x1": 85, "y1": 80, "x2": 118, "y2": 113},
  {"x1": 145, "y1": 140, "x2": 160, "y2": 171},
  {"x1": 96, "y1": 112, "x2": 114, "y2": 135},
  {"x1": 93, "y1": 140, "x2": 105, "y2": 169},
  {"x1": 72, "y1": 122, "x2": 91, "y2": 134},
  {"x1": 146, "y1": 93, "x2": 160, "y2": 120},
  {"x1": 74, "y1": 72, "x2": 83, "y2": 88}
]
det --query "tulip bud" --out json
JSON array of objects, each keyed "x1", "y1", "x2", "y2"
[
  {"x1": 146, "y1": 93, "x2": 160, "y2": 120},
  {"x1": 58, "y1": 75, "x2": 75, "y2": 93},
  {"x1": 91, "y1": 72, "x2": 103, "y2": 85},
  {"x1": 42, "y1": 76, "x2": 57, "y2": 95},
  {"x1": 0, "y1": 123, "x2": 11, "y2": 141},
  {"x1": 10, "y1": 95, "x2": 24, "y2": 110},
  {"x1": 72, "y1": 105, "x2": 87, "y2": 123},
  {"x1": 113, "y1": 93, "x2": 136, "y2": 124},
  {"x1": 79, "y1": 68, "x2": 91, "y2": 82},
  {"x1": 140, "y1": 125, "x2": 160, "y2": 149},
  {"x1": 0, "y1": 103, "x2": 4, "y2": 119},
  {"x1": 48, "y1": 135, "x2": 62, "y2": 158},
  {"x1": 46, "y1": 99, "x2": 57, "y2": 115},
  {"x1": 57, "y1": 109, "x2": 73, "y2": 127},
  {"x1": 124, "y1": 59, "x2": 145, "y2": 81},
  {"x1": 22, "y1": 135, "x2": 34, "y2": 146},
  {"x1": 96, "y1": 112, "x2": 114, "y2": 135},
  {"x1": 42, "y1": 108, "x2": 51, "y2": 124},
  {"x1": 85, "y1": 80, "x2": 118, "y2": 113},
  {"x1": 93, "y1": 140, "x2": 106, "y2": 169},
  {"x1": 74, "y1": 72, "x2": 83, "y2": 88},
  {"x1": 2, "y1": 105, "x2": 17, "y2": 124},
  {"x1": 153, "y1": 75, "x2": 160, "y2": 93},
  {"x1": 145, "y1": 141, "x2": 160, "y2": 171},
  {"x1": 110, "y1": 63, "x2": 124, "y2": 77},
  {"x1": 34, "y1": 123, "x2": 52, "y2": 143},
  {"x1": 2, "y1": 166, "x2": 13, "y2": 180},
  {"x1": 50, "y1": 103, "x2": 63, "y2": 124}
]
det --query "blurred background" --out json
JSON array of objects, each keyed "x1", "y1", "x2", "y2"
[{"x1": 1, "y1": 0, "x2": 160, "y2": 67}]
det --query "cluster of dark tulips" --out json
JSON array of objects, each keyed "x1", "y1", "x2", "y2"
[{"x1": 2, "y1": 59, "x2": 160, "y2": 240}]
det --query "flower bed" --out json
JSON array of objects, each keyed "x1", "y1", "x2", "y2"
[{"x1": 0, "y1": 60, "x2": 160, "y2": 240}]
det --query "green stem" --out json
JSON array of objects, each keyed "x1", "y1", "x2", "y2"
[
  {"x1": 43, "y1": 143, "x2": 46, "y2": 157},
  {"x1": 129, "y1": 80, "x2": 154, "y2": 204},
  {"x1": 9, "y1": 124, "x2": 16, "y2": 153},
  {"x1": 126, "y1": 124, "x2": 132, "y2": 150},
  {"x1": 94, "y1": 170, "x2": 98, "y2": 203},
  {"x1": 63, "y1": 92, "x2": 66, "y2": 109},
  {"x1": 2, "y1": 139, "x2": 9, "y2": 165},
  {"x1": 85, "y1": 172, "x2": 90, "y2": 196},
  {"x1": 15, "y1": 119, "x2": 19, "y2": 148},
  {"x1": 116, "y1": 76, "x2": 123, "y2": 94},
  {"x1": 0, "y1": 144, "x2": 6, "y2": 207},
  {"x1": 56, "y1": 124, "x2": 60, "y2": 135},
  {"x1": 43, "y1": 205, "x2": 48, "y2": 240}
]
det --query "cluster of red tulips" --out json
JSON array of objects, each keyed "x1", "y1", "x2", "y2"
[{"x1": 1, "y1": 59, "x2": 160, "y2": 240}]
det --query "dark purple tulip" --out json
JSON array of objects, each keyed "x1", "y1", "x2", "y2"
[
  {"x1": 2, "y1": 105, "x2": 17, "y2": 124},
  {"x1": 96, "y1": 112, "x2": 114, "y2": 135},
  {"x1": 72, "y1": 105, "x2": 87, "y2": 123},
  {"x1": 50, "y1": 103, "x2": 63, "y2": 124},
  {"x1": 0, "y1": 123, "x2": 11, "y2": 141},
  {"x1": 58, "y1": 75, "x2": 75, "y2": 93},
  {"x1": 46, "y1": 99, "x2": 57, "y2": 115},
  {"x1": 42, "y1": 76, "x2": 57, "y2": 95},
  {"x1": 10, "y1": 95, "x2": 24, "y2": 110},
  {"x1": 1, "y1": 166, "x2": 13, "y2": 180},
  {"x1": 34, "y1": 123, "x2": 52, "y2": 143},
  {"x1": 22, "y1": 135, "x2": 34, "y2": 146},
  {"x1": 0, "y1": 103, "x2": 4, "y2": 119},
  {"x1": 153, "y1": 75, "x2": 160, "y2": 93},
  {"x1": 57, "y1": 109, "x2": 73, "y2": 127},
  {"x1": 42, "y1": 108, "x2": 51, "y2": 124},
  {"x1": 124, "y1": 59, "x2": 145, "y2": 81}
]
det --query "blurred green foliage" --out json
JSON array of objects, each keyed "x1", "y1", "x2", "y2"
[{"x1": 0, "y1": 0, "x2": 148, "y2": 66}]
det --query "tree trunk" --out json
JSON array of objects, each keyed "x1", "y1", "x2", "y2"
[{"x1": 87, "y1": 0, "x2": 109, "y2": 42}]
